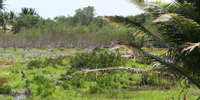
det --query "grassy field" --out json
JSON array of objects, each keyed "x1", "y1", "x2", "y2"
[{"x1": 0, "y1": 47, "x2": 199, "y2": 100}]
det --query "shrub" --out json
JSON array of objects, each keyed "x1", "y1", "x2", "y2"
[
  {"x1": 58, "y1": 45, "x2": 66, "y2": 51},
  {"x1": 44, "y1": 56, "x2": 66, "y2": 66},
  {"x1": 27, "y1": 56, "x2": 66, "y2": 70},
  {"x1": 60, "y1": 81, "x2": 71, "y2": 90},
  {"x1": 70, "y1": 50, "x2": 126, "y2": 69},
  {"x1": 89, "y1": 84, "x2": 102, "y2": 93},
  {"x1": 12, "y1": 51, "x2": 26, "y2": 55},
  {"x1": 139, "y1": 73, "x2": 173, "y2": 87},
  {"x1": 27, "y1": 60, "x2": 43, "y2": 69},
  {"x1": 96, "y1": 73, "x2": 119, "y2": 89},
  {"x1": 31, "y1": 75, "x2": 55, "y2": 97},
  {"x1": 135, "y1": 57, "x2": 154, "y2": 65},
  {"x1": 70, "y1": 73, "x2": 85, "y2": 88},
  {"x1": 0, "y1": 84, "x2": 12, "y2": 95},
  {"x1": 36, "y1": 85, "x2": 53, "y2": 98}
]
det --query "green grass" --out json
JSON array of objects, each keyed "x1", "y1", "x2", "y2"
[
  {"x1": 0, "y1": 48, "x2": 199, "y2": 100},
  {"x1": 126, "y1": 59, "x2": 156, "y2": 70}
]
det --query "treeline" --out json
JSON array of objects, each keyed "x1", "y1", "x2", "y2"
[{"x1": 0, "y1": 6, "x2": 157, "y2": 48}]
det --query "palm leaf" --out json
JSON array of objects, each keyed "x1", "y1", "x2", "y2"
[
  {"x1": 153, "y1": 13, "x2": 200, "y2": 44},
  {"x1": 126, "y1": 42, "x2": 200, "y2": 88},
  {"x1": 102, "y1": 16, "x2": 180, "y2": 55},
  {"x1": 129, "y1": 0, "x2": 196, "y2": 18},
  {"x1": 182, "y1": 42, "x2": 200, "y2": 54},
  {"x1": 148, "y1": 1, "x2": 195, "y2": 17}
]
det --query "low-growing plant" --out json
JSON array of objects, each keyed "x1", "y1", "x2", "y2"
[
  {"x1": 30, "y1": 75, "x2": 55, "y2": 98},
  {"x1": 27, "y1": 60, "x2": 43, "y2": 69},
  {"x1": 135, "y1": 57, "x2": 154, "y2": 65},
  {"x1": 60, "y1": 81, "x2": 71, "y2": 90},
  {"x1": 139, "y1": 72, "x2": 176, "y2": 88},
  {"x1": 89, "y1": 84, "x2": 102, "y2": 93},
  {"x1": 70, "y1": 50, "x2": 126, "y2": 69},
  {"x1": 0, "y1": 84, "x2": 12, "y2": 95},
  {"x1": 57, "y1": 45, "x2": 66, "y2": 51},
  {"x1": 70, "y1": 73, "x2": 85, "y2": 88},
  {"x1": 27, "y1": 56, "x2": 66, "y2": 70},
  {"x1": 43, "y1": 56, "x2": 66, "y2": 67},
  {"x1": 96, "y1": 73, "x2": 120, "y2": 89},
  {"x1": 93, "y1": 46, "x2": 102, "y2": 52},
  {"x1": 12, "y1": 51, "x2": 26, "y2": 55}
]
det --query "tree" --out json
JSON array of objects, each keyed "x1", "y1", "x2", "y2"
[
  {"x1": 0, "y1": 12, "x2": 9, "y2": 33},
  {"x1": 0, "y1": 0, "x2": 6, "y2": 12},
  {"x1": 74, "y1": 6, "x2": 96, "y2": 26},
  {"x1": 21, "y1": 7, "x2": 37, "y2": 16},
  {"x1": 12, "y1": 8, "x2": 40, "y2": 34},
  {"x1": 102, "y1": 0, "x2": 200, "y2": 88}
]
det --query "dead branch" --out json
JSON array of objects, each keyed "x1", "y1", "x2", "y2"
[{"x1": 72, "y1": 67, "x2": 154, "y2": 75}]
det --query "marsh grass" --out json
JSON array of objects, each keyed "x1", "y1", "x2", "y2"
[{"x1": 0, "y1": 48, "x2": 199, "y2": 100}]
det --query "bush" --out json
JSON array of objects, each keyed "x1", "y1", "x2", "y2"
[
  {"x1": 60, "y1": 81, "x2": 71, "y2": 90},
  {"x1": 30, "y1": 75, "x2": 55, "y2": 97},
  {"x1": 43, "y1": 56, "x2": 66, "y2": 67},
  {"x1": 89, "y1": 84, "x2": 102, "y2": 93},
  {"x1": 27, "y1": 56, "x2": 66, "y2": 70},
  {"x1": 27, "y1": 60, "x2": 43, "y2": 69},
  {"x1": 135, "y1": 57, "x2": 154, "y2": 65},
  {"x1": 69, "y1": 73, "x2": 85, "y2": 88},
  {"x1": 0, "y1": 84, "x2": 12, "y2": 95},
  {"x1": 96, "y1": 73, "x2": 119, "y2": 89},
  {"x1": 139, "y1": 73, "x2": 173, "y2": 87},
  {"x1": 70, "y1": 50, "x2": 126, "y2": 69}
]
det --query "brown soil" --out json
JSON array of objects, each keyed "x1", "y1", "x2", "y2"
[
  {"x1": 0, "y1": 78, "x2": 7, "y2": 84},
  {"x1": 0, "y1": 62, "x2": 20, "y2": 65}
]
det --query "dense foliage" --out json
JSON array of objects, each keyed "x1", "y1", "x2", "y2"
[
  {"x1": 69, "y1": 50, "x2": 126, "y2": 69},
  {"x1": 102, "y1": 0, "x2": 200, "y2": 88},
  {"x1": 0, "y1": 84, "x2": 12, "y2": 95},
  {"x1": 27, "y1": 56, "x2": 66, "y2": 69}
]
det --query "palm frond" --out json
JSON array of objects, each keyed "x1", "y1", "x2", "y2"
[
  {"x1": 110, "y1": 45, "x2": 135, "y2": 55},
  {"x1": 154, "y1": 13, "x2": 200, "y2": 43},
  {"x1": 182, "y1": 42, "x2": 200, "y2": 54},
  {"x1": 149, "y1": 1, "x2": 195, "y2": 17},
  {"x1": 126, "y1": 42, "x2": 200, "y2": 88},
  {"x1": 128, "y1": 0, "x2": 145, "y2": 8},
  {"x1": 102, "y1": 16, "x2": 180, "y2": 55}
]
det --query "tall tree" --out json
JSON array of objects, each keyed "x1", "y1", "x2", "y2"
[
  {"x1": 103, "y1": 0, "x2": 200, "y2": 88},
  {"x1": 0, "y1": 0, "x2": 6, "y2": 12},
  {"x1": 74, "y1": 6, "x2": 95, "y2": 26},
  {"x1": 21, "y1": 7, "x2": 37, "y2": 16},
  {"x1": 12, "y1": 8, "x2": 40, "y2": 34},
  {"x1": 0, "y1": 12, "x2": 9, "y2": 33}
]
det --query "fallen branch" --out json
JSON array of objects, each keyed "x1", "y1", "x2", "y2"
[{"x1": 72, "y1": 67, "x2": 155, "y2": 75}]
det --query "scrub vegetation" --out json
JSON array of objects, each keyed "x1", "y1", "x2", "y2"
[{"x1": 0, "y1": 0, "x2": 200, "y2": 100}]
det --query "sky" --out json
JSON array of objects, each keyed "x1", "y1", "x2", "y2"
[{"x1": 6, "y1": 0, "x2": 173, "y2": 19}]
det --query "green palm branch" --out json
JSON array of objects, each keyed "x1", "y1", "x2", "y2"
[{"x1": 102, "y1": 0, "x2": 200, "y2": 88}]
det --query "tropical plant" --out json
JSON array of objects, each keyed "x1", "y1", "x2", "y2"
[
  {"x1": 102, "y1": 0, "x2": 200, "y2": 88},
  {"x1": 0, "y1": 0, "x2": 6, "y2": 12},
  {"x1": 21, "y1": 7, "x2": 37, "y2": 16},
  {"x1": 0, "y1": 12, "x2": 10, "y2": 33}
]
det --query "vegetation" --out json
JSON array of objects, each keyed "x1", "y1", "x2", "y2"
[
  {"x1": 0, "y1": 48, "x2": 199, "y2": 100},
  {"x1": 102, "y1": 0, "x2": 200, "y2": 88},
  {"x1": 69, "y1": 50, "x2": 125, "y2": 69},
  {"x1": 0, "y1": 0, "x2": 199, "y2": 99}
]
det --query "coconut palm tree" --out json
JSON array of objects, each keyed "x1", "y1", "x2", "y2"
[
  {"x1": 0, "y1": 0, "x2": 6, "y2": 12},
  {"x1": 102, "y1": 0, "x2": 200, "y2": 88},
  {"x1": 0, "y1": 12, "x2": 9, "y2": 33},
  {"x1": 21, "y1": 7, "x2": 37, "y2": 16}
]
